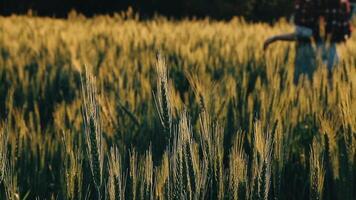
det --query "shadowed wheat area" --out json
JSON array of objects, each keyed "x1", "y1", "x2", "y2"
[{"x1": 0, "y1": 15, "x2": 355, "y2": 200}]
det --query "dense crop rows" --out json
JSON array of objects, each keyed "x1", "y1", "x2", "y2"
[{"x1": 0, "y1": 14, "x2": 355, "y2": 199}]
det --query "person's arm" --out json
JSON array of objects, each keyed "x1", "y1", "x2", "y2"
[
  {"x1": 263, "y1": 33, "x2": 298, "y2": 50},
  {"x1": 263, "y1": 26, "x2": 313, "y2": 50}
]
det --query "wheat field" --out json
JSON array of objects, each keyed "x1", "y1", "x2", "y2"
[{"x1": 0, "y1": 13, "x2": 355, "y2": 200}]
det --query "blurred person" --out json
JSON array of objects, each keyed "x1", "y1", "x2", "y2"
[{"x1": 264, "y1": 0, "x2": 352, "y2": 84}]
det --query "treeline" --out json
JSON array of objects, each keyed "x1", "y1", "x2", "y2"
[{"x1": 1, "y1": 0, "x2": 293, "y2": 21}]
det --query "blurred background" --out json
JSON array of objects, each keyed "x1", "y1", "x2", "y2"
[{"x1": 0, "y1": 0, "x2": 294, "y2": 22}]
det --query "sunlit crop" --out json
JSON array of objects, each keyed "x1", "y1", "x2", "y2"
[{"x1": 0, "y1": 13, "x2": 355, "y2": 199}]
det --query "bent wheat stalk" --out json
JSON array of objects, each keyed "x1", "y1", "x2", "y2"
[{"x1": 153, "y1": 54, "x2": 172, "y2": 142}]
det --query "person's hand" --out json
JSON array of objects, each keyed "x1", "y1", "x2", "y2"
[{"x1": 263, "y1": 37, "x2": 275, "y2": 51}]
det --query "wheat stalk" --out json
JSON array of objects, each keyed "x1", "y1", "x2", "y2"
[
  {"x1": 153, "y1": 53, "x2": 172, "y2": 141},
  {"x1": 61, "y1": 131, "x2": 83, "y2": 200},
  {"x1": 81, "y1": 66, "x2": 104, "y2": 199},
  {"x1": 229, "y1": 132, "x2": 247, "y2": 200},
  {"x1": 0, "y1": 123, "x2": 19, "y2": 200},
  {"x1": 129, "y1": 150, "x2": 138, "y2": 200},
  {"x1": 108, "y1": 147, "x2": 126, "y2": 200},
  {"x1": 310, "y1": 139, "x2": 325, "y2": 200},
  {"x1": 0, "y1": 124, "x2": 7, "y2": 182}
]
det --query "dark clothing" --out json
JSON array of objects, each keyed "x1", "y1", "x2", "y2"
[{"x1": 294, "y1": 0, "x2": 352, "y2": 43}]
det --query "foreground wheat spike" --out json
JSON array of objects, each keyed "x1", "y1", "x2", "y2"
[
  {"x1": 0, "y1": 124, "x2": 19, "y2": 200},
  {"x1": 197, "y1": 108, "x2": 225, "y2": 200},
  {"x1": 140, "y1": 147, "x2": 153, "y2": 199},
  {"x1": 129, "y1": 150, "x2": 138, "y2": 200},
  {"x1": 310, "y1": 140, "x2": 325, "y2": 200},
  {"x1": 108, "y1": 147, "x2": 126, "y2": 200},
  {"x1": 81, "y1": 67, "x2": 104, "y2": 199},
  {"x1": 0, "y1": 124, "x2": 7, "y2": 182},
  {"x1": 250, "y1": 121, "x2": 274, "y2": 200},
  {"x1": 61, "y1": 131, "x2": 83, "y2": 200},
  {"x1": 229, "y1": 132, "x2": 247, "y2": 200},
  {"x1": 185, "y1": 72, "x2": 206, "y2": 112},
  {"x1": 170, "y1": 110, "x2": 192, "y2": 200},
  {"x1": 153, "y1": 54, "x2": 172, "y2": 141}
]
